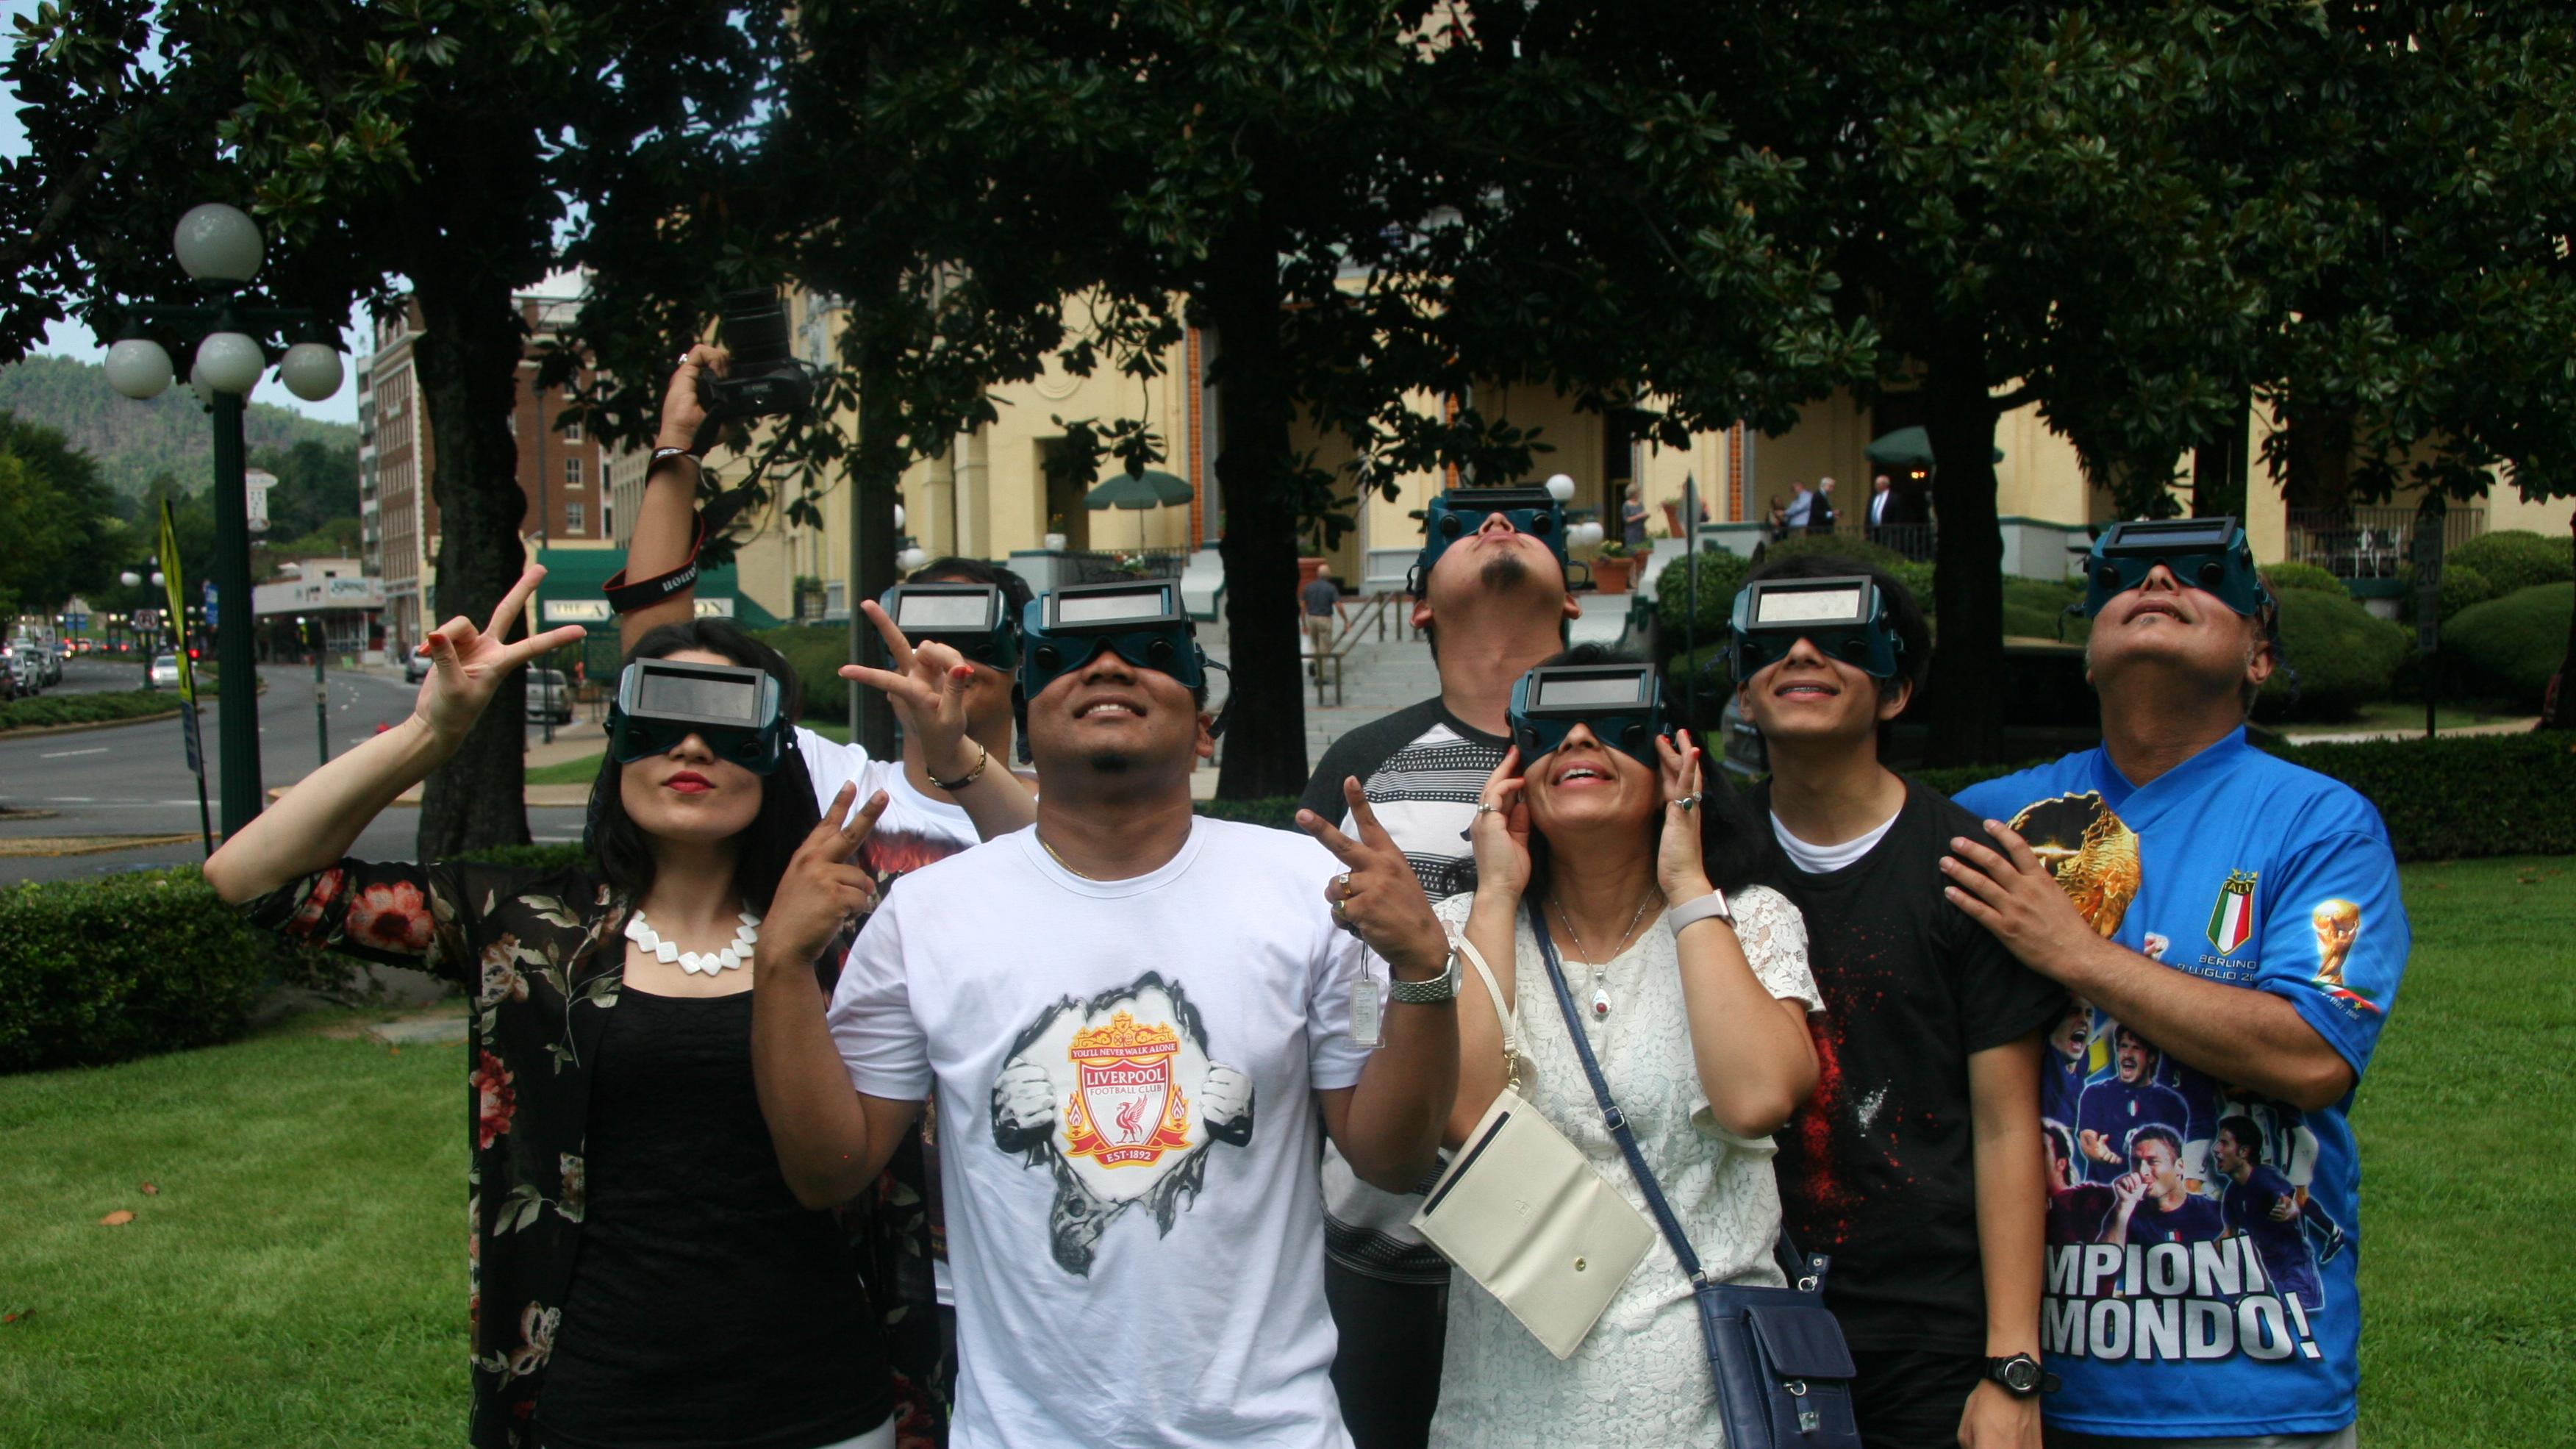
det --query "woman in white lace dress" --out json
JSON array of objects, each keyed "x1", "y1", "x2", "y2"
[{"x1": 1429, "y1": 652, "x2": 1823, "y2": 1448}]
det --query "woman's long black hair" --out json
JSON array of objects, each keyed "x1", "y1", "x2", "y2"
[
  {"x1": 1521, "y1": 643, "x2": 1778, "y2": 902},
  {"x1": 587, "y1": 618, "x2": 821, "y2": 914}
]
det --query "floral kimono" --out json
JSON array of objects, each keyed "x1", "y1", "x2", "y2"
[{"x1": 242, "y1": 859, "x2": 632, "y2": 1449}]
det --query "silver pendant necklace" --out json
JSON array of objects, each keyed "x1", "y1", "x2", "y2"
[
  {"x1": 626, "y1": 908, "x2": 761, "y2": 976},
  {"x1": 1550, "y1": 891, "x2": 1657, "y2": 1020}
]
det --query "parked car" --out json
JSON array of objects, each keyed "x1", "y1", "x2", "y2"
[
  {"x1": 525, "y1": 668, "x2": 574, "y2": 725},
  {"x1": 10, "y1": 650, "x2": 46, "y2": 696},
  {"x1": 151, "y1": 653, "x2": 183, "y2": 689},
  {"x1": 402, "y1": 645, "x2": 433, "y2": 684}
]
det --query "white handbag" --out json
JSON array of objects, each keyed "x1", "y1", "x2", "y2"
[{"x1": 1410, "y1": 931, "x2": 1657, "y2": 1360}]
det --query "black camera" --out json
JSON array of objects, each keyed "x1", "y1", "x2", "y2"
[{"x1": 691, "y1": 288, "x2": 816, "y2": 453}]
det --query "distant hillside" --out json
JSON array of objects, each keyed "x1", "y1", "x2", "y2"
[{"x1": 0, "y1": 353, "x2": 360, "y2": 497}]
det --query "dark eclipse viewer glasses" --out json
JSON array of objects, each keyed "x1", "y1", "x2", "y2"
[
  {"x1": 606, "y1": 658, "x2": 793, "y2": 776},
  {"x1": 1506, "y1": 662, "x2": 1667, "y2": 770},
  {"x1": 1728, "y1": 573, "x2": 1906, "y2": 681}
]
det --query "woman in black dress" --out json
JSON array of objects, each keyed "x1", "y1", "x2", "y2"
[{"x1": 207, "y1": 569, "x2": 903, "y2": 1449}]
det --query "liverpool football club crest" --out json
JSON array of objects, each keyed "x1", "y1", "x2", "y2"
[
  {"x1": 1062, "y1": 1010, "x2": 1197, "y2": 1167},
  {"x1": 2206, "y1": 870, "x2": 2259, "y2": 954}
]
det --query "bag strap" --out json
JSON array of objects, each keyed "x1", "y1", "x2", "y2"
[
  {"x1": 1528, "y1": 895, "x2": 1713, "y2": 1284},
  {"x1": 1452, "y1": 928, "x2": 1523, "y2": 1090},
  {"x1": 1527, "y1": 895, "x2": 1825, "y2": 1292}
]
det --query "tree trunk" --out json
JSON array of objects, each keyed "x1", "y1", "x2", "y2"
[
  {"x1": 2550, "y1": 511, "x2": 2576, "y2": 731},
  {"x1": 1207, "y1": 227, "x2": 1310, "y2": 799},
  {"x1": 413, "y1": 274, "x2": 535, "y2": 856},
  {"x1": 2194, "y1": 389, "x2": 2250, "y2": 519},
  {"x1": 2280, "y1": 407, "x2": 2354, "y2": 515},
  {"x1": 848, "y1": 305, "x2": 902, "y2": 757},
  {"x1": 1922, "y1": 323, "x2": 2009, "y2": 767}
]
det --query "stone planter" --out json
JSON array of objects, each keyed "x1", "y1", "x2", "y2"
[{"x1": 1042, "y1": 532, "x2": 1068, "y2": 551}]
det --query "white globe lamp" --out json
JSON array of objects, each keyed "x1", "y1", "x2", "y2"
[
  {"x1": 1571, "y1": 520, "x2": 1606, "y2": 550},
  {"x1": 278, "y1": 343, "x2": 344, "y2": 402},
  {"x1": 892, "y1": 503, "x2": 906, "y2": 530},
  {"x1": 1544, "y1": 473, "x2": 1576, "y2": 503},
  {"x1": 189, "y1": 357, "x2": 216, "y2": 406},
  {"x1": 195, "y1": 332, "x2": 267, "y2": 395},
  {"x1": 897, "y1": 545, "x2": 929, "y2": 573},
  {"x1": 173, "y1": 204, "x2": 264, "y2": 284},
  {"x1": 105, "y1": 338, "x2": 175, "y2": 399}
]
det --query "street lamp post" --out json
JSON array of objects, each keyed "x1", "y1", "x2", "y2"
[{"x1": 101, "y1": 204, "x2": 345, "y2": 840}]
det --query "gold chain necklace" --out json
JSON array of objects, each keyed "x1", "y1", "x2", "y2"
[
  {"x1": 1037, "y1": 832, "x2": 1097, "y2": 880},
  {"x1": 1551, "y1": 890, "x2": 1658, "y2": 1022}
]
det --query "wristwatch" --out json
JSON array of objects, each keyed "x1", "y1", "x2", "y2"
[
  {"x1": 1985, "y1": 1353, "x2": 2058, "y2": 1398},
  {"x1": 1387, "y1": 948, "x2": 1461, "y2": 1005},
  {"x1": 1666, "y1": 889, "x2": 1734, "y2": 937}
]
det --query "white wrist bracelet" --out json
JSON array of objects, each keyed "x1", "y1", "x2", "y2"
[{"x1": 1667, "y1": 890, "x2": 1734, "y2": 937}]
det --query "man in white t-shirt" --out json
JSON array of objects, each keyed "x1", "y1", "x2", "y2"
[{"x1": 748, "y1": 598, "x2": 1461, "y2": 1449}]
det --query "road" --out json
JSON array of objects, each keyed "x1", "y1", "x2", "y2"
[{"x1": 0, "y1": 657, "x2": 588, "y2": 884}]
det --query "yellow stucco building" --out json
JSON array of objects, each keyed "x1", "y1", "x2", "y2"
[{"x1": 628, "y1": 289, "x2": 2571, "y2": 623}]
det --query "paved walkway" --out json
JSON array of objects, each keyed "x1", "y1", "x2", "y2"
[{"x1": 2283, "y1": 718, "x2": 2539, "y2": 745}]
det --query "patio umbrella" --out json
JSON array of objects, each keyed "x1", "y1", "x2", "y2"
[
  {"x1": 1865, "y1": 426, "x2": 2005, "y2": 468},
  {"x1": 1082, "y1": 468, "x2": 1196, "y2": 547}
]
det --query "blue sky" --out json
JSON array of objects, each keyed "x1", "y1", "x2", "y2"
[{"x1": 4, "y1": 0, "x2": 362, "y2": 426}]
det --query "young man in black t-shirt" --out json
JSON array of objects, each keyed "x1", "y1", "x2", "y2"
[{"x1": 1736, "y1": 553, "x2": 2060, "y2": 1449}]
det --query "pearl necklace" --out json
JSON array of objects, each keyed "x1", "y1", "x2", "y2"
[
  {"x1": 1550, "y1": 892, "x2": 1659, "y2": 1020},
  {"x1": 626, "y1": 908, "x2": 762, "y2": 976}
]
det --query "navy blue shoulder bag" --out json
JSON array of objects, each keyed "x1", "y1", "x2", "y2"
[{"x1": 1528, "y1": 896, "x2": 1861, "y2": 1449}]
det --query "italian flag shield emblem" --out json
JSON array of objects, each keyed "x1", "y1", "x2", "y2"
[{"x1": 2205, "y1": 870, "x2": 2258, "y2": 954}]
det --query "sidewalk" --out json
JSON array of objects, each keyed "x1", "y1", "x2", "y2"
[{"x1": 2283, "y1": 717, "x2": 2539, "y2": 745}]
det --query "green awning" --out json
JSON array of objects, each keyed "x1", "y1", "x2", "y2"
[
  {"x1": 530, "y1": 546, "x2": 780, "y2": 633},
  {"x1": 1866, "y1": 426, "x2": 2005, "y2": 468}
]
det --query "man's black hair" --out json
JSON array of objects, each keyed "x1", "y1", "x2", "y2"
[
  {"x1": 2217, "y1": 1115, "x2": 2265, "y2": 1164},
  {"x1": 2130, "y1": 1125, "x2": 2184, "y2": 1164},
  {"x1": 2044, "y1": 1121, "x2": 2077, "y2": 1170},
  {"x1": 1520, "y1": 643, "x2": 1779, "y2": 900},
  {"x1": 589, "y1": 618, "x2": 820, "y2": 916},
  {"x1": 909, "y1": 554, "x2": 1035, "y2": 620}
]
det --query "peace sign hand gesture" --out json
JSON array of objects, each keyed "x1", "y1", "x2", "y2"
[
  {"x1": 410, "y1": 566, "x2": 590, "y2": 745},
  {"x1": 1298, "y1": 778, "x2": 1449, "y2": 980},
  {"x1": 765, "y1": 782, "x2": 892, "y2": 968},
  {"x1": 840, "y1": 599, "x2": 981, "y2": 782}
]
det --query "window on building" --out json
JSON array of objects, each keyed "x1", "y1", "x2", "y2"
[
  {"x1": 565, "y1": 501, "x2": 584, "y2": 534},
  {"x1": 565, "y1": 456, "x2": 584, "y2": 487},
  {"x1": 602, "y1": 499, "x2": 615, "y2": 541},
  {"x1": 563, "y1": 418, "x2": 583, "y2": 443}
]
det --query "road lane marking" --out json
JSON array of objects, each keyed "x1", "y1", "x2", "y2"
[{"x1": 40, "y1": 747, "x2": 112, "y2": 759}]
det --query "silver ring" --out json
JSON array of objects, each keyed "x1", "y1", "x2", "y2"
[
  {"x1": 1675, "y1": 792, "x2": 1703, "y2": 812},
  {"x1": 1473, "y1": 801, "x2": 1501, "y2": 815}
]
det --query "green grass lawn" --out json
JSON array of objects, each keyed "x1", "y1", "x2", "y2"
[
  {"x1": 1, "y1": 856, "x2": 2567, "y2": 1447},
  {"x1": 2278, "y1": 699, "x2": 2529, "y2": 736}
]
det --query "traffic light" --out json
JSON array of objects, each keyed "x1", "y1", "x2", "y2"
[{"x1": 187, "y1": 647, "x2": 201, "y2": 661}]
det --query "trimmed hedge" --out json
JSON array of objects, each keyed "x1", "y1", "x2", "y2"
[
  {"x1": 1909, "y1": 731, "x2": 2576, "y2": 862},
  {"x1": 2442, "y1": 583, "x2": 2572, "y2": 709},
  {"x1": 2447, "y1": 529, "x2": 2573, "y2": 596},
  {"x1": 2257, "y1": 587, "x2": 2411, "y2": 722},
  {"x1": 1653, "y1": 548, "x2": 1753, "y2": 649},
  {"x1": 2258, "y1": 561, "x2": 2347, "y2": 597},
  {"x1": 0, "y1": 867, "x2": 285, "y2": 1074},
  {"x1": 0, "y1": 688, "x2": 195, "y2": 733},
  {"x1": 756, "y1": 623, "x2": 859, "y2": 724}
]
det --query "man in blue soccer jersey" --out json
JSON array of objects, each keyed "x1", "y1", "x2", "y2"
[
  {"x1": 1947, "y1": 518, "x2": 2407, "y2": 1449},
  {"x1": 2211, "y1": 1117, "x2": 2323, "y2": 1316}
]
